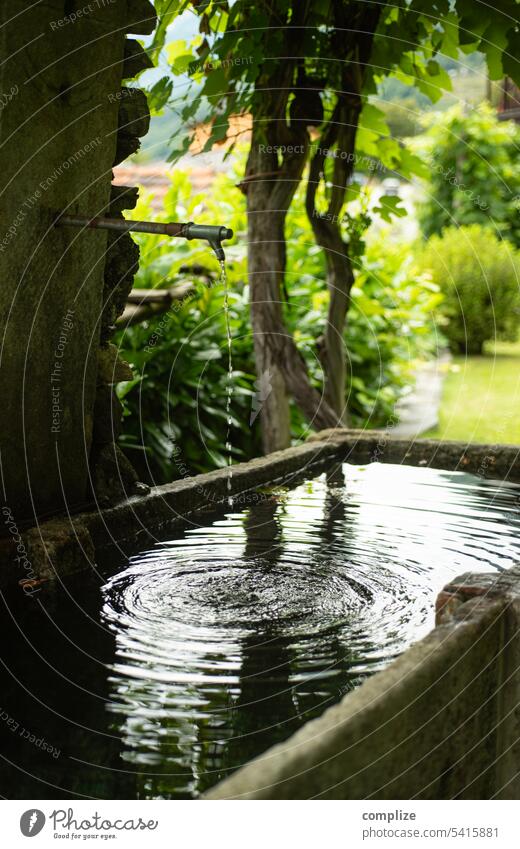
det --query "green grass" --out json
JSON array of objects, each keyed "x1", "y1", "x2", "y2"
[{"x1": 424, "y1": 341, "x2": 520, "y2": 445}]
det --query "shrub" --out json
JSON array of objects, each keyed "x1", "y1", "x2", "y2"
[
  {"x1": 419, "y1": 224, "x2": 520, "y2": 355},
  {"x1": 417, "y1": 104, "x2": 520, "y2": 247}
]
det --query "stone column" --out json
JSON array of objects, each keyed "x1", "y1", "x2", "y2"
[{"x1": 0, "y1": 0, "x2": 156, "y2": 519}]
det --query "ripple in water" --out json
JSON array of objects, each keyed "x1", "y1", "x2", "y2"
[{"x1": 101, "y1": 463, "x2": 520, "y2": 798}]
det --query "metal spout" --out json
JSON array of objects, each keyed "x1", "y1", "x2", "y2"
[
  {"x1": 55, "y1": 215, "x2": 233, "y2": 261},
  {"x1": 181, "y1": 223, "x2": 233, "y2": 262}
]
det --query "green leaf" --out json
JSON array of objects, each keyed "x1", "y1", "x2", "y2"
[
  {"x1": 360, "y1": 103, "x2": 389, "y2": 137},
  {"x1": 148, "y1": 1, "x2": 184, "y2": 64},
  {"x1": 146, "y1": 76, "x2": 173, "y2": 113},
  {"x1": 201, "y1": 67, "x2": 227, "y2": 99},
  {"x1": 481, "y1": 22, "x2": 508, "y2": 80},
  {"x1": 166, "y1": 40, "x2": 196, "y2": 74},
  {"x1": 398, "y1": 147, "x2": 429, "y2": 180},
  {"x1": 373, "y1": 195, "x2": 407, "y2": 223}
]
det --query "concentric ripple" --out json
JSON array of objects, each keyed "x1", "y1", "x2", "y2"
[{"x1": 101, "y1": 462, "x2": 520, "y2": 798}]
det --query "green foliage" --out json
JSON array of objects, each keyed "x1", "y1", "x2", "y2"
[
  {"x1": 377, "y1": 75, "x2": 431, "y2": 109},
  {"x1": 145, "y1": 1, "x2": 520, "y2": 252},
  {"x1": 142, "y1": 0, "x2": 520, "y2": 295},
  {"x1": 419, "y1": 224, "x2": 520, "y2": 355},
  {"x1": 283, "y1": 189, "x2": 442, "y2": 427},
  {"x1": 114, "y1": 169, "x2": 260, "y2": 483},
  {"x1": 147, "y1": 1, "x2": 187, "y2": 66},
  {"x1": 347, "y1": 241, "x2": 444, "y2": 425},
  {"x1": 115, "y1": 168, "x2": 442, "y2": 481},
  {"x1": 151, "y1": 2, "x2": 453, "y2": 180},
  {"x1": 417, "y1": 104, "x2": 520, "y2": 246},
  {"x1": 123, "y1": 1, "x2": 520, "y2": 471},
  {"x1": 151, "y1": 1, "x2": 520, "y2": 155}
]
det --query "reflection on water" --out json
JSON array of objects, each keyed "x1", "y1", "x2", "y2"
[
  {"x1": 100, "y1": 463, "x2": 520, "y2": 798},
  {"x1": 1, "y1": 463, "x2": 518, "y2": 799}
]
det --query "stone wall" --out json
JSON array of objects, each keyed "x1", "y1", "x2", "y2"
[
  {"x1": 0, "y1": 0, "x2": 156, "y2": 520},
  {"x1": 90, "y1": 8, "x2": 156, "y2": 504}
]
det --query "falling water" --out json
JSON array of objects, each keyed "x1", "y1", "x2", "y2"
[{"x1": 221, "y1": 259, "x2": 234, "y2": 505}]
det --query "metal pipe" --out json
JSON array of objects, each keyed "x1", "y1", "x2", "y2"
[{"x1": 55, "y1": 214, "x2": 233, "y2": 260}]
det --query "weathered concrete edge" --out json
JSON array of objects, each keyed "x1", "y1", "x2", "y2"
[
  {"x1": 0, "y1": 439, "x2": 345, "y2": 591},
  {"x1": 308, "y1": 429, "x2": 520, "y2": 483},
  {"x1": 2, "y1": 432, "x2": 519, "y2": 592},
  {"x1": 206, "y1": 569, "x2": 520, "y2": 800}
]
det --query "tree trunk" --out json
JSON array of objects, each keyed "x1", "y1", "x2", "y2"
[
  {"x1": 306, "y1": 179, "x2": 356, "y2": 424},
  {"x1": 320, "y1": 230, "x2": 354, "y2": 423},
  {"x1": 247, "y1": 193, "x2": 291, "y2": 453},
  {"x1": 302, "y1": 5, "x2": 381, "y2": 425},
  {"x1": 246, "y1": 129, "x2": 340, "y2": 453}
]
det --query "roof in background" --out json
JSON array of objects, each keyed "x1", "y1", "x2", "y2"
[{"x1": 113, "y1": 115, "x2": 252, "y2": 209}]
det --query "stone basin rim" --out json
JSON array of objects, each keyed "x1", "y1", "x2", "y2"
[{"x1": 2, "y1": 431, "x2": 519, "y2": 592}]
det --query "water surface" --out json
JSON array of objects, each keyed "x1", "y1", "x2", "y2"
[
  {"x1": 102, "y1": 463, "x2": 520, "y2": 797},
  {"x1": 1, "y1": 462, "x2": 519, "y2": 799}
]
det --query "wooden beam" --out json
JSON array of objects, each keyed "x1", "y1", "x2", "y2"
[
  {"x1": 126, "y1": 283, "x2": 194, "y2": 304},
  {"x1": 118, "y1": 282, "x2": 196, "y2": 327}
]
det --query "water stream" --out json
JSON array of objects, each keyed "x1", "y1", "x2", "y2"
[
  {"x1": 2, "y1": 462, "x2": 519, "y2": 799},
  {"x1": 220, "y1": 259, "x2": 234, "y2": 504}
]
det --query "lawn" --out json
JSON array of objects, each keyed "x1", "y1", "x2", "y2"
[{"x1": 424, "y1": 341, "x2": 520, "y2": 445}]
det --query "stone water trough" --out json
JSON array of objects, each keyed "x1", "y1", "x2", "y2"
[{"x1": 3, "y1": 430, "x2": 520, "y2": 799}]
